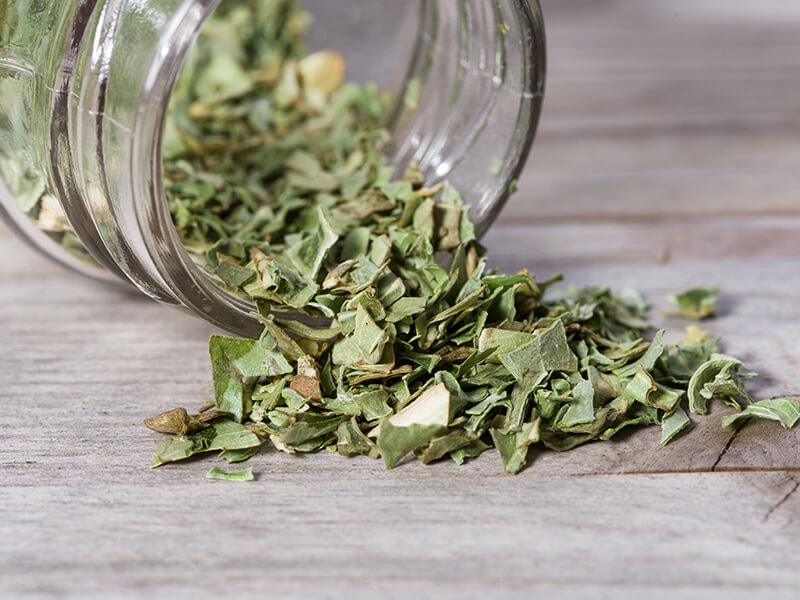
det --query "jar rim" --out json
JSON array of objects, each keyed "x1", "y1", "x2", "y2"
[{"x1": 129, "y1": 0, "x2": 265, "y2": 335}]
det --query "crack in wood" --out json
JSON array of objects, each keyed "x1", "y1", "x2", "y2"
[
  {"x1": 576, "y1": 467, "x2": 800, "y2": 477},
  {"x1": 763, "y1": 476, "x2": 799, "y2": 523},
  {"x1": 711, "y1": 426, "x2": 743, "y2": 472}
]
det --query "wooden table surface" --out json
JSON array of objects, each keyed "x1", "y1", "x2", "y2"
[{"x1": 3, "y1": 1, "x2": 800, "y2": 597}]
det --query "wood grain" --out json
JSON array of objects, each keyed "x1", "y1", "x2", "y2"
[
  {"x1": 3, "y1": 1, "x2": 800, "y2": 597},
  {"x1": 507, "y1": 0, "x2": 800, "y2": 222}
]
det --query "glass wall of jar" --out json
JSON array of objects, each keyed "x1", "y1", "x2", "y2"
[{"x1": 0, "y1": 0, "x2": 546, "y2": 336}]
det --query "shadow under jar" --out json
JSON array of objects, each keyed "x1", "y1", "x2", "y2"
[{"x1": 0, "y1": 0, "x2": 546, "y2": 337}]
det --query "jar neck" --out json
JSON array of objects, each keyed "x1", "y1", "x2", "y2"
[{"x1": 55, "y1": 0, "x2": 262, "y2": 334}]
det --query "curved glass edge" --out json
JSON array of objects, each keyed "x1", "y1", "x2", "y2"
[
  {"x1": 0, "y1": 2, "x2": 120, "y2": 283},
  {"x1": 383, "y1": 0, "x2": 547, "y2": 238}
]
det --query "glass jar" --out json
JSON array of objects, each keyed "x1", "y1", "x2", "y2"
[{"x1": 0, "y1": 0, "x2": 546, "y2": 336}]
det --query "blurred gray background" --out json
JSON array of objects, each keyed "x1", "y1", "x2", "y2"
[{"x1": 503, "y1": 0, "x2": 800, "y2": 222}]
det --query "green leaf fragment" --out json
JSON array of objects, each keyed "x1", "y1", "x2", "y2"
[
  {"x1": 210, "y1": 334, "x2": 293, "y2": 422},
  {"x1": 506, "y1": 374, "x2": 545, "y2": 429},
  {"x1": 721, "y1": 398, "x2": 800, "y2": 430},
  {"x1": 416, "y1": 429, "x2": 479, "y2": 465},
  {"x1": 219, "y1": 446, "x2": 260, "y2": 463},
  {"x1": 0, "y1": 156, "x2": 47, "y2": 213},
  {"x1": 490, "y1": 420, "x2": 540, "y2": 475},
  {"x1": 649, "y1": 383, "x2": 683, "y2": 412},
  {"x1": 660, "y1": 406, "x2": 691, "y2": 446},
  {"x1": 688, "y1": 355, "x2": 755, "y2": 414},
  {"x1": 560, "y1": 380, "x2": 595, "y2": 427},
  {"x1": 451, "y1": 440, "x2": 492, "y2": 465},
  {"x1": 493, "y1": 320, "x2": 578, "y2": 381},
  {"x1": 600, "y1": 413, "x2": 656, "y2": 441},
  {"x1": 615, "y1": 330, "x2": 665, "y2": 378},
  {"x1": 336, "y1": 417, "x2": 379, "y2": 458},
  {"x1": 215, "y1": 261, "x2": 255, "y2": 288},
  {"x1": 332, "y1": 305, "x2": 390, "y2": 366},
  {"x1": 285, "y1": 208, "x2": 339, "y2": 278},
  {"x1": 204, "y1": 419, "x2": 263, "y2": 452},
  {"x1": 351, "y1": 388, "x2": 393, "y2": 421},
  {"x1": 206, "y1": 467, "x2": 255, "y2": 482},
  {"x1": 623, "y1": 366, "x2": 656, "y2": 406},
  {"x1": 280, "y1": 414, "x2": 349, "y2": 447},
  {"x1": 151, "y1": 437, "x2": 196, "y2": 468},
  {"x1": 664, "y1": 287, "x2": 720, "y2": 320},
  {"x1": 377, "y1": 420, "x2": 448, "y2": 469}
]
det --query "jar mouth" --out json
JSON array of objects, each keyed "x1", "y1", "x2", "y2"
[
  {"x1": 385, "y1": 0, "x2": 547, "y2": 235},
  {"x1": 54, "y1": 0, "x2": 260, "y2": 335},
  {"x1": 84, "y1": 0, "x2": 545, "y2": 337},
  {"x1": 132, "y1": 0, "x2": 264, "y2": 335}
]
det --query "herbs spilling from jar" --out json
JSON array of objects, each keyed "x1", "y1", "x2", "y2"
[{"x1": 148, "y1": 0, "x2": 800, "y2": 477}]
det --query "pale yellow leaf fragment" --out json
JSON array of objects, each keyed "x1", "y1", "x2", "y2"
[
  {"x1": 370, "y1": 383, "x2": 451, "y2": 438},
  {"x1": 270, "y1": 434, "x2": 295, "y2": 454},
  {"x1": 391, "y1": 383, "x2": 450, "y2": 428},
  {"x1": 683, "y1": 324, "x2": 709, "y2": 346},
  {"x1": 36, "y1": 194, "x2": 71, "y2": 232},
  {"x1": 298, "y1": 51, "x2": 346, "y2": 96}
]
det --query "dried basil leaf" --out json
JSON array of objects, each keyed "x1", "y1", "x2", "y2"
[
  {"x1": 687, "y1": 355, "x2": 756, "y2": 415},
  {"x1": 660, "y1": 406, "x2": 691, "y2": 446},
  {"x1": 664, "y1": 287, "x2": 720, "y2": 320},
  {"x1": 377, "y1": 421, "x2": 447, "y2": 470},
  {"x1": 206, "y1": 467, "x2": 255, "y2": 481},
  {"x1": 490, "y1": 420, "x2": 540, "y2": 475},
  {"x1": 721, "y1": 398, "x2": 800, "y2": 430}
]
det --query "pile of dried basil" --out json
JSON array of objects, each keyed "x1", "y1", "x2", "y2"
[{"x1": 147, "y1": 0, "x2": 799, "y2": 477}]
